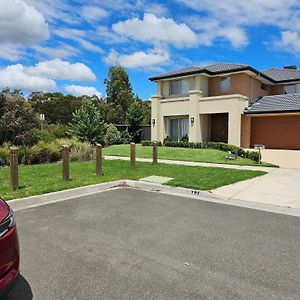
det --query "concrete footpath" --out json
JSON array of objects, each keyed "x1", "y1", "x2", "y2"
[
  {"x1": 104, "y1": 155, "x2": 300, "y2": 210},
  {"x1": 213, "y1": 168, "x2": 300, "y2": 209},
  {"x1": 104, "y1": 155, "x2": 273, "y2": 172}
]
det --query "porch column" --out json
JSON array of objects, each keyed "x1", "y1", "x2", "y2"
[
  {"x1": 151, "y1": 94, "x2": 162, "y2": 142},
  {"x1": 188, "y1": 90, "x2": 202, "y2": 142},
  {"x1": 228, "y1": 112, "x2": 242, "y2": 146}
]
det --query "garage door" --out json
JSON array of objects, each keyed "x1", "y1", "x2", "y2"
[{"x1": 251, "y1": 115, "x2": 300, "y2": 150}]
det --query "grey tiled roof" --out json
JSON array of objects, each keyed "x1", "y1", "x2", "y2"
[
  {"x1": 245, "y1": 94, "x2": 300, "y2": 114},
  {"x1": 149, "y1": 63, "x2": 252, "y2": 80},
  {"x1": 204, "y1": 63, "x2": 248, "y2": 73},
  {"x1": 262, "y1": 68, "x2": 300, "y2": 82},
  {"x1": 150, "y1": 63, "x2": 300, "y2": 83},
  {"x1": 150, "y1": 66, "x2": 202, "y2": 79}
]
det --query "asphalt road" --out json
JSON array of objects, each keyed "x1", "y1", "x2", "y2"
[{"x1": 5, "y1": 188, "x2": 300, "y2": 299}]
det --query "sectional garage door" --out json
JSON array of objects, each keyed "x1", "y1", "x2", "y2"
[{"x1": 250, "y1": 115, "x2": 300, "y2": 150}]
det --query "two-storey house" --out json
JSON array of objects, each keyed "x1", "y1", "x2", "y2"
[{"x1": 149, "y1": 63, "x2": 300, "y2": 150}]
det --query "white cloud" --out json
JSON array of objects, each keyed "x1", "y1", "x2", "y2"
[
  {"x1": 33, "y1": 43, "x2": 81, "y2": 59},
  {"x1": 26, "y1": 59, "x2": 96, "y2": 82},
  {"x1": 179, "y1": 0, "x2": 297, "y2": 26},
  {"x1": 0, "y1": 45, "x2": 25, "y2": 61},
  {"x1": 0, "y1": 0, "x2": 49, "y2": 45},
  {"x1": 24, "y1": 0, "x2": 79, "y2": 24},
  {"x1": 113, "y1": 13, "x2": 198, "y2": 48},
  {"x1": 104, "y1": 49, "x2": 170, "y2": 69},
  {"x1": 54, "y1": 28, "x2": 103, "y2": 53},
  {"x1": 179, "y1": 0, "x2": 300, "y2": 48},
  {"x1": 275, "y1": 31, "x2": 300, "y2": 53},
  {"x1": 65, "y1": 85, "x2": 101, "y2": 97},
  {"x1": 0, "y1": 64, "x2": 57, "y2": 92},
  {"x1": 145, "y1": 3, "x2": 168, "y2": 16},
  {"x1": 82, "y1": 6, "x2": 109, "y2": 22}
]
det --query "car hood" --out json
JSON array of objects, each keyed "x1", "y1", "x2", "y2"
[{"x1": 0, "y1": 199, "x2": 9, "y2": 222}]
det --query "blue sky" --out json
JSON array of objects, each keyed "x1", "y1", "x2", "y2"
[{"x1": 1, "y1": 0, "x2": 300, "y2": 100}]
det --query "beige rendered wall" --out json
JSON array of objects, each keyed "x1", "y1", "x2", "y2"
[
  {"x1": 199, "y1": 95, "x2": 249, "y2": 146},
  {"x1": 151, "y1": 90, "x2": 248, "y2": 146}
]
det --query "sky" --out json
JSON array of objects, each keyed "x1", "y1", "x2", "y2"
[{"x1": 1, "y1": 0, "x2": 300, "y2": 100}]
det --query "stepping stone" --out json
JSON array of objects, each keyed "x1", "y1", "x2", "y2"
[{"x1": 139, "y1": 175, "x2": 174, "y2": 184}]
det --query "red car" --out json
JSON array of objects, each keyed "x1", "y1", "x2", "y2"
[{"x1": 0, "y1": 198, "x2": 20, "y2": 297}]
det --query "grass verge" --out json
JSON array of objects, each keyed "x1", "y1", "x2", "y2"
[
  {"x1": 103, "y1": 145, "x2": 276, "y2": 167},
  {"x1": 0, "y1": 160, "x2": 266, "y2": 200}
]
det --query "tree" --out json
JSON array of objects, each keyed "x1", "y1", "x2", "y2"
[
  {"x1": 0, "y1": 88, "x2": 38, "y2": 146},
  {"x1": 140, "y1": 100, "x2": 151, "y2": 125},
  {"x1": 69, "y1": 97, "x2": 107, "y2": 144},
  {"x1": 29, "y1": 92, "x2": 82, "y2": 125},
  {"x1": 104, "y1": 66, "x2": 134, "y2": 124},
  {"x1": 126, "y1": 99, "x2": 145, "y2": 142},
  {"x1": 104, "y1": 124, "x2": 122, "y2": 145}
]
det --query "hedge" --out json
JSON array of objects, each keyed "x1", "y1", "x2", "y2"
[{"x1": 141, "y1": 140, "x2": 162, "y2": 146}]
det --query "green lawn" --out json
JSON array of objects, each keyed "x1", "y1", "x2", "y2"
[
  {"x1": 0, "y1": 160, "x2": 266, "y2": 200},
  {"x1": 103, "y1": 144, "x2": 276, "y2": 167}
]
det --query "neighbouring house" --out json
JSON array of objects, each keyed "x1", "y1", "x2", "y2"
[{"x1": 149, "y1": 63, "x2": 300, "y2": 150}]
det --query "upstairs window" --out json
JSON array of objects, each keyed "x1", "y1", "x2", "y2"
[
  {"x1": 169, "y1": 79, "x2": 190, "y2": 96},
  {"x1": 220, "y1": 76, "x2": 230, "y2": 93},
  {"x1": 284, "y1": 84, "x2": 300, "y2": 94}
]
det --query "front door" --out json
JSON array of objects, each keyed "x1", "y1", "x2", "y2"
[{"x1": 211, "y1": 113, "x2": 228, "y2": 143}]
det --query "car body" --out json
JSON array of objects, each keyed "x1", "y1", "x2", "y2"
[{"x1": 0, "y1": 198, "x2": 20, "y2": 297}]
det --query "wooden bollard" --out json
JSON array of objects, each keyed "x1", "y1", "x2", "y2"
[
  {"x1": 96, "y1": 143, "x2": 102, "y2": 176},
  {"x1": 10, "y1": 147, "x2": 18, "y2": 191},
  {"x1": 62, "y1": 145, "x2": 69, "y2": 181},
  {"x1": 130, "y1": 142, "x2": 136, "y2": 169},
  {"x1": 152, "y1": 142, "x2": 158, "y2": 164}
]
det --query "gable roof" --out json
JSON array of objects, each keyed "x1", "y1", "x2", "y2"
[
  {"x1": 245, "y1": 94, "x2": 300, "y2": 114},
  {"x1": 149, "y1": 63, "x2": 300, "y2": 83},
  {"x1": 262, "y1": 68, "x2": 300, "y2": 83}
]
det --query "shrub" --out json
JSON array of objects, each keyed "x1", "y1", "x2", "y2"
[
  {"x1": 36, "y1": 124, "x2": 70, "y2": 142},
  {"x1": 141, "y1": 140, "x2": 162, "y2": 146},
  {"x1": 69, "y1": 142, "x2": 94, "y2": 162},
  {"x1": 120, "y1": 130, "x2": 131, "y2": 144},
  {"x1": 180, "y1": 134, "x2": 189, "y2": 143},
  {"x1": 163, "y1": 136, "x2": 172, "y2": 144},
  {"x1": 0, "y1": 147, "x2": 9, "y2": 166},
  {"x1": 104, "y1": 124, "x2": 122, "y2": 146}
]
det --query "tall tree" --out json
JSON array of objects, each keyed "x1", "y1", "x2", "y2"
[
  {"x1": 104, "y1": 66, "x2": 134, "y2": 124},
  {"x1": 126, "y1": 98, "x2": 145, "y2": 142},
  {"x1": 69, "y1": 97, "x2": 107, "y2": 144},
  {"x1": 29, "y1": 92, "x2": 82, "y2": 125},
  {"x1": 0, "y1": 88, "x2": 38, "y2": 146}
]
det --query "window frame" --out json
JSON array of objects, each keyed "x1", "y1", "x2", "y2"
[
  {"x1": 169, "y1": 79, "x2": 190, "y2": 96},
  {"x1": 220, "y1": 76, "x2": 231, "y2": 93},
  {"x1": 169, "y1": 117, "x2": 189, "y2": 141}
]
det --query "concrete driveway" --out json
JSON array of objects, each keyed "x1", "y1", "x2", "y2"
[
  {"x1": 213, "y1": 168, "x2": 300, "y2": 209},
  {"x1": 261, "y1": 149, "x2": 300, "y2": 169},
  {"x1": 6, "y1": 188, "x2": 300, "y2": 300}
]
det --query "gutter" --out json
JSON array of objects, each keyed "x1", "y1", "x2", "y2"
[{"x1": 244, "y1": 109, "x2": 300, "y2": 115}]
